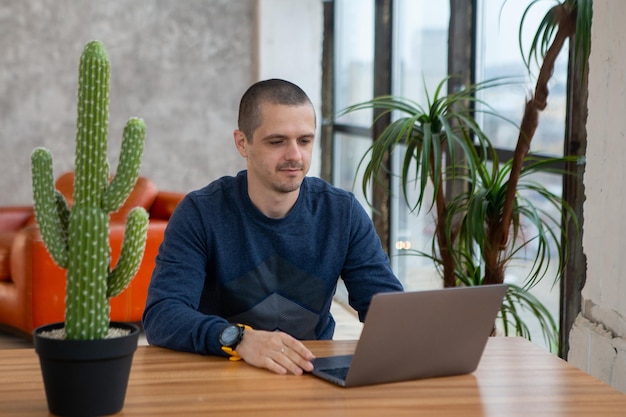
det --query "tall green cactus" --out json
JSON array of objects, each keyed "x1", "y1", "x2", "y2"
[{"x1": 31, "y1": 40, "x2": 149, "y2": 340}]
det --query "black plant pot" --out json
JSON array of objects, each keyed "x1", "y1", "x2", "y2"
[{"x1": 33, "y1": 321, "x2": 140, "y2": 417}]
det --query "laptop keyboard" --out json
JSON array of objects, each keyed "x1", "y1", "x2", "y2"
[{"x1": 321, "y1": 367, "x2": 350, "y2": 381}]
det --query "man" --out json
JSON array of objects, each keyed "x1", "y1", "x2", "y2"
[{"x1": 142, "y1": 79, "x2": 403, "y2": 376}]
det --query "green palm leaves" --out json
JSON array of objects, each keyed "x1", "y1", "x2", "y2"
[
  {"x1": 521, "y1": 0, "x2": 592, "y2": 77},
  {"x1": 341, "y1": 76, "x2": 577, "y2": 350}
]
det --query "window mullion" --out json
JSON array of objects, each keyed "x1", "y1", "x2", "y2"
[{"x1": 371, "y1": 0, "x2": 394, "y2": 254}]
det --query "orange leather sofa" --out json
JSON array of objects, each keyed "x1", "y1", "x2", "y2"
[{"x1": 0, "y1": 173, "x2": 184, "y2": 336}]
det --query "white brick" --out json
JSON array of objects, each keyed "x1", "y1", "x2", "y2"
[
  {"x1": 588, "y1": 325, "x2": 617, "y2": 385},
  {"x1": 568, "y1": 315, "x2": 591, "y2": 372},
  {"x1": 612, "y1": 348, "x2": 626, "y2": 393}
]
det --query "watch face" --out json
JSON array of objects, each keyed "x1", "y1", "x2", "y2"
[{"x1": 219, "y1": 325, "x2": 241, "y2": 347}]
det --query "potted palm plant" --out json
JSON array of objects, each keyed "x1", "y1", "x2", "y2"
[
  {"x1": 340, "y1": 0, "x2": 591, "y2": 351},
  {"x1": 342, "y1": 78, "x2": 574, "y2": 349},
  {"x1": 30, "y1": 40, "x2": 149, "y2": 417}
]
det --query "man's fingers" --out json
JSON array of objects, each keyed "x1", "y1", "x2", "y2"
[
  {"x1": 237, "y1": 330, "x2": 315, "y2": 375},
  {"x1": 275, "y1": 345, "x2": 311, "y2": 375}
]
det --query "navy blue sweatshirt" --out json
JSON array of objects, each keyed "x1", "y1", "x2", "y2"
[{"x1": 142, "y1": 171, "x2": 403, "y2": 356}]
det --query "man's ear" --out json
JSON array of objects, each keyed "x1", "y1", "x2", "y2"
[{"x1": 233, "y1": 130, "x2": 248, "y2": 157}]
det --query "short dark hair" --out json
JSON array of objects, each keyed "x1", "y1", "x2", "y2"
[{"x1": 238, "y1": 79, "x2": 314, "y2": 141}]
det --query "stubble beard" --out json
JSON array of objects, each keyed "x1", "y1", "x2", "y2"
[{"x1": 274, "y1": 162, "x2": 305, "y2": 193}]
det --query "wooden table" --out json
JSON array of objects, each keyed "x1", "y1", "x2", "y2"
[{"x1": 2, "y1": 337, "x2": 626, "y2": 416}]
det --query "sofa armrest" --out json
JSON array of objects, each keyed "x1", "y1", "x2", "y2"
[
  {"x1": 0, "y1": 220, "x2": 169, "y2": 334},
  {"x1": 0, "y1": 207, "x2": 35, "y2": 233},
  {"x1": 0, "y1": 225, "x2": 55, "y2": 334},
  {"x1": 150, "y1": 191, "x2": 185, "y2": 220}
]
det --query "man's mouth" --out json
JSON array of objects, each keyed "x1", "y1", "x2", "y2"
[{"x1": 278, "y1": 164, "x2": 303, "y2": 172}]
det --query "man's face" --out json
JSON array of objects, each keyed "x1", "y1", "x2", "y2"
[{"x1": 235, "y1": 102, "x2": 316, "y2": 195}]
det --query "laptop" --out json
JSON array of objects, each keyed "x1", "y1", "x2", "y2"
[{"x1": 310, "y1": 284, "x2": 508, "y2": 387}]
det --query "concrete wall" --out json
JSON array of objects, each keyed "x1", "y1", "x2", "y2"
[
  {"x1": 0, "y1": 0, "x2": 322, "y2": 204},
  {"x1": 568, "y1": 0, "x2": 626, "y2": 393},
  {"x1": 257, "y1": 0, "x2": 323, "y2": 177}
]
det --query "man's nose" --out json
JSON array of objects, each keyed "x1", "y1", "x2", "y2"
[{"x1": 285, "y1": 140, "x2": 302, "y2": 160}]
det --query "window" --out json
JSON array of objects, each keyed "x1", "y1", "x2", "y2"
[
  {"x1": 333, "y1": 0, "x2": 375, "y2": 208},
  {"x1": 324, "y1": 0, "x2": 577, "y2": 354},
  {"x1": 390, "y1": 1, "x2": 450, "y2": 288}
]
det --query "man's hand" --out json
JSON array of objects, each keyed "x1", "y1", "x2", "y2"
[{"x1": 234, "y1": 329, "x2": 315, "y2": 375}]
